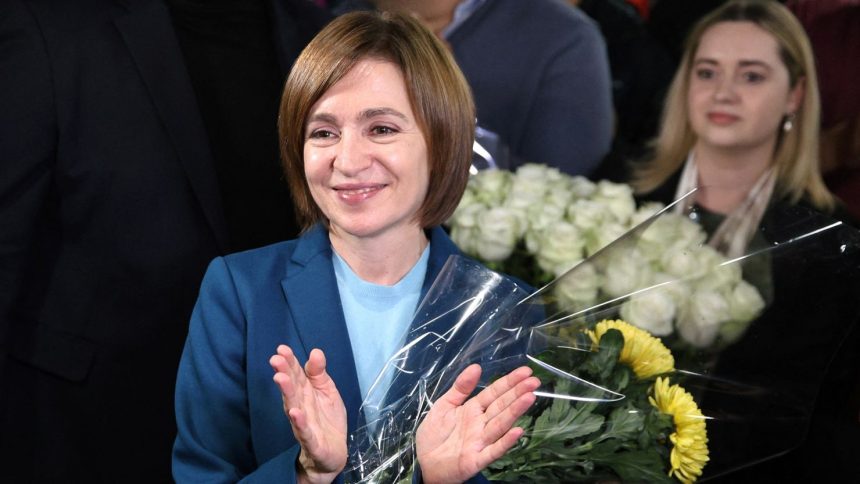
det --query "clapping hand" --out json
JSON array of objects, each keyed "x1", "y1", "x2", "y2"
[
  {"x1": 270, "y1": 345, "x2": 347, "y2": 484},
  {"x1": 416, "y1": 364, "x2": 540, "y2": 483}
]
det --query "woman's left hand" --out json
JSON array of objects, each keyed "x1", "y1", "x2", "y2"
[{"x1": 415, "y1": 364, "x2": 540, "y2": 484}]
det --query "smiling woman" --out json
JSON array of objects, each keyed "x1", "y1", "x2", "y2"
[
  {"x1": 172, "y1": 10, "x2": 541, "y2": 484},
  {"x1": 631, "y1": 0, "x2": 835, "y2": 256},
  {"x1": 628, "y1": 1, "x2": 860, "y2": 481},
  {"x1": 302, "y1": 59, "x2": 431, "y2": 275}
]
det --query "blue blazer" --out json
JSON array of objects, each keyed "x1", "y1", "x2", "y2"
[{"x1": 174, "y1": 225, "x2": 478, "y2": 482}]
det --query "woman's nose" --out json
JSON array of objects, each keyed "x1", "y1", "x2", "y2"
[
  {"x1": 713, "y1": 76, "x2": 738, "y2": 102},
  {"x1": 332, "y1": 131, "x2": 372, "y2": 175}
]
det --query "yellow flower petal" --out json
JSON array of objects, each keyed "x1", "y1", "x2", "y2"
[
  {"x1": 651, "y1": 376, "x2": 709, "y2": 483},
  {"x1": 586, "y1": 319, "x2": 675, "y2": 378}
]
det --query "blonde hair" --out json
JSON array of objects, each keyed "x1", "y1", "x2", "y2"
[
  {"x1": 632, "y1": 0, "x2": 834, "y2": 211},
  {"x1": 278, "y1": 11, "x2": 476, "y2": 231}
]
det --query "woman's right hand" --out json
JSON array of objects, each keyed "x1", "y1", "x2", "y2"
[{"x1": 270, "y1": 345, "x2": 347, "y2": 484}]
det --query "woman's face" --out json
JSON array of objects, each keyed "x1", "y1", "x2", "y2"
[
  {"x1": 303, "y1": 58, "x2": 429, "y2": 243},
  {"x1": 687, "y1": 21, "x2": 803, "y2": 154}
]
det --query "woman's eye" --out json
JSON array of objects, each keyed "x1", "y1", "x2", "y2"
[
  {"x1": 370, "y1": 125, "x2": 397, "y2": 136},
  {"x1": 695, "y1": 68, "x2": 715, "y2": 80},
  {"x1": 308, "y1": 129, "x2": 335, "y2": 139},
  {"x1": 742, "y1": 71, "x2": 766, "y2": 83}
]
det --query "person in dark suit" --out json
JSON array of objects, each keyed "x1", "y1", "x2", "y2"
[
  {"x1": 0, "y1": 0, "x2": 328, "y2": 481},
  {"x1": 173, "y1": 11, "x2": 540, "y2": 482}
]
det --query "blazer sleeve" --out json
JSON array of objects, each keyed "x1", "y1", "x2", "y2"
[
  {"x1": 0, "y1": 0, "x2": 57, "y2": 358},
  {"x1": 173, "y1": 257, "x2": 304, "y2": 483}
]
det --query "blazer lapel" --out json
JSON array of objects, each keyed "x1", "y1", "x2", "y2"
[
  {"x1": 280, "y1": 226, "x2": 364, "y2": 432},
  {"x1": 113, "y1": 0, "x2": 229, "y2": 252}
]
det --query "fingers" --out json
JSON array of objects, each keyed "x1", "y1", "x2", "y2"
[
  {"x1": 270, "y1": 345, "x2": 305, "y2": 403},
  {"x1": 475, "y1": 366, "x2": 540, "y2": 420},
  {"x1": 474, "y1": 366, "x2": 538, "y2": 412},
  {"x1": 482, "y1": 388, "x2": 537, "y2": 445},
  {"x1": 476, "y1": 367, "x2": 539, "y2": 446},
  {"x1": 441, "y1": 364, "x2": 482, "y2": 408},
  {"x1": 478, "y1": 426, "x2": 526, "y2": 468},
  {"x1": 304, "y1": 348, "x2": 331, "y2": 385}
]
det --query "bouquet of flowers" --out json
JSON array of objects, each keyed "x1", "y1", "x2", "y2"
[
  {"x1": 342, "y1": 174, "x2": 860, "y2": 483},
  {"x1": 447, "y1": 164, "x2": 766, "y2": 349},
  {"x1": 486, "y1": 319, "x2": 707, "y2": 483}
]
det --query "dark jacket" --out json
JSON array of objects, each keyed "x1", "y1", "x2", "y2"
[
  {"x1": 0, "y1": 0, "x2": 326, "y2": 480},
  {"x1": 638, "y1": 172, "x2": 860, "y2": 481}
]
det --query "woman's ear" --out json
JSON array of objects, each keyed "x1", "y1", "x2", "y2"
[{"x1": 787, "y1": 76, "x2": 805, "y2": 114}]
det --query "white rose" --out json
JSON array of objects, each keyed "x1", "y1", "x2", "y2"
[
  {"x1": 449, "y1": 225, "x2": 479, "y2": 256},
  {"x1": 471, "y1": 169, "x2": 511, "y2": 205},
  {"x1": 475, "y1": 207, "x2": 521, "y2": 261},
  {"x1": 659, "y1": 244, "x2": 704, "y2": 279},
  {"x1": 568, "y1": 175, "x2": 597, "y2": 199},
  {"x1": 524, "y1": 227, "x2": 543, "y2": 254},
  {"x1": 447, "y1": 188, "x2": 478, "y2": 226},
  {"x1": 516, "y1": 163, "x2": 563, "y2": 183},
  {"x1": 553, "y1": 260, "x2": 601, "y2": 313},
  {"x1": 568, "y1": 199, "x2": 610, "y2": 233},
  {"x1": 728, "y1": 279, "x2": 766, "y2": 323},
  {"x1": 693, "y1": 246, "x2": 742, "y2": 293},
  {"x1": 535, "y1": 222, "x2": 585, "y2": 273},
  {"x1": 593, "y1": 180, "x2": 636, "y2": 223},
  {"x1": 677, "y1": 289, "x2": 730, "y2": 347},
  {"x1": 602, "y1": 247, "x2": 653, "y2": 298},
  {"x1": 584, "y1": 221, "x2": 628, "y2": 257},
  {"x1": 526, "y1": 202, "x2": 566, "y2": 234},
  {"x1": 636, "y1": 215, "x2": 683, "y2": 261},
  {"x1": 628, "y1": 201, "x2": 666, "y2": 228},
  {"x1": 506, "y1": 182, "x2": 545, "y2": 212},
  {"x1": 620, "y1": 289, "x2": 676, "y2": 336},
  {"x1": 674, "y1": 215, "x2": 708, "y2": 248},
  {"x1": 449, "y1": 203, "x2": 483, "y2": 231},
  {"x1": 510, "y1": 164, "x2": 554, "y2": 204},
  {"x1": 650, "y1": 272, "x2": 692, "y2": 307},
  {"x1": 447, "y1": 203, "x2": 485, "y2": 255},
  {"x1": 544, "y1": 182, "x2": 575, "y2": 210}
]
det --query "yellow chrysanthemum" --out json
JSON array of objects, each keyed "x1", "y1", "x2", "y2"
[
  {"x1": 586, "y1": 319, "x2": 675, "y2": 378},
  {"x1": 649, "y1": 377, "x2": 709, "y2": 484}
]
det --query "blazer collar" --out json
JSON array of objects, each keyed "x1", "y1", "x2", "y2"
[
  {"x1": 280, "y1": 225, "x2": 364, "y2": 432},
  {"x1": 279, "y1": 225, "x2": 462, "y2": 432}
]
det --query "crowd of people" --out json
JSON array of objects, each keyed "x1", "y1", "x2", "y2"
[{"x1": 1, "y1": 0, "x2": 857, "y2": 482}]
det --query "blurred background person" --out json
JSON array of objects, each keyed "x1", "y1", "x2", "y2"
[
  {"x1": 0, "y1": 0, "x2": 328, "y2": 481},
  {"x1": 332, "y1": 0, "x2": 614, "y2": 176},
  {"x1": 631, "y1": 1, "x2": 859, "y2": 480},
  {"x1": 570, "y1": 0, "x2": 675, "y2": 182}
]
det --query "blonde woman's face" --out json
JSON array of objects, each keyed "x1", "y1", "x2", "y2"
[{"x1": 687, "y1": 21, "x2": 803, "y2": 154}]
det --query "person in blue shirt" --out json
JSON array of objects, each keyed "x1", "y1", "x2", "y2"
[{"x1": 172, "y1": 11, "x2": 540, "y2": 483}]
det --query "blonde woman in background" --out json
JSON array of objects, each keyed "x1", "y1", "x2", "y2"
[{"x1": 631, "y1": 1, "x2": 859, "y2": 481}]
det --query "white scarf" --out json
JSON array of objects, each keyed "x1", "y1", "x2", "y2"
[{"x1": 673, "y1": 153, "x2": 776, "y2": 259}]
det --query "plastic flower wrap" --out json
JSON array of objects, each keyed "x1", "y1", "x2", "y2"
[
  {"x1": 342, "y1": 180, "x2": 860, "y2": 483},
  {"x1": 448, "y1": 165, "x2": 769, "y2": 349}
]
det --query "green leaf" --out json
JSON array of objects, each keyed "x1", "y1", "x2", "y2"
[
  {"x1": 605, "y1": 448, "x2": 675, "y2": 484},
  {"x1": 582, "y1": 329, "x2": 623, "y2": 380},
  {"x1": 600, "y1": 405, "x2": 645, "y2": 442}
]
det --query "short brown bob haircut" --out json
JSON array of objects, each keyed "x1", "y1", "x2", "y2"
[{"x1": 278, "y1": 11, "x2": 476, "y2": 231}]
